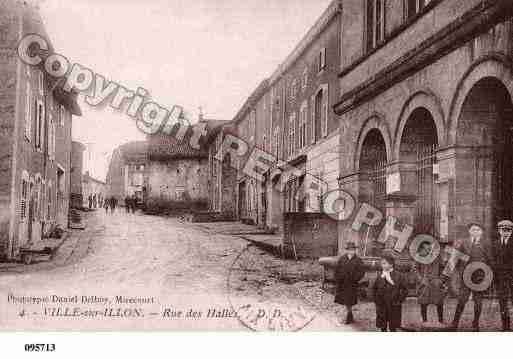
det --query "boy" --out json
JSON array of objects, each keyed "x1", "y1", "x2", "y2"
[{"x1": 373, "y1": 254, "x2": 408, "y2": 332}]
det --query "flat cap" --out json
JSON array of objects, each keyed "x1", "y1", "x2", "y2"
[
  {"x1": 498, "y1": 220, "x2": 513, "y2": 228},
  {"x1": 345, "y1": 242, "x2": 358, "y2": 250}
]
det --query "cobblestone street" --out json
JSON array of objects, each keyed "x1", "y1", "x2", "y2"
[{"x1": 0, "y1": 210, "x2": 342, "y2": 331}]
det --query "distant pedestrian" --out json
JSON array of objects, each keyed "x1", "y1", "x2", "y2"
[
  {"x1": 125, "y1": 195, "x2": 131, "y2": 214},
  {"x1": 104, "y1": 198, "x2": 109, "y2": 214},
  {"x1": 373, "y1": 254, "x2": 408, "y2": 332},
  {"x1": 334, "y1": 242, "x2": 365, "y2": 324},
  {"x1": 88, "y1": 194, "x2": 92, "y2": 209},
  {"x1": 131, "y1": 194, "x2": 137, "y2": 214},
  {"x1": 110, "y1": 196, "x2": 117, "y2": 214}
]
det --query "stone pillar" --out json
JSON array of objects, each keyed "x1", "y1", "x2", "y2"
[
  {"x1": 450, "y1": 145, "x2": 495, "y2": 240},
  {"x1": 337, "y1": 173, "x2": 363, "y2": 255},
  {"x1": 384, "y1": 161, "x2": 417, "y2": 226}
]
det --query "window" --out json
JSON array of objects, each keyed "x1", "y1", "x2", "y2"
[
  {"x1": 273, "y1": 127, "x2": 280, "y2": 158},
  {"x1": 288, "y1": 113, "x2": 296, "y2": 158},
  {"x1": 35, "y1": 177, "x2": 41, "y2": 220},
  {"x1": 314, "y1": 89, "x2": 323, "y2": 142},
  {"x1": 290, "y1": 78, "x2": 298, "y2": 101},
  {"x1": 406, "y1": 0, "x2": 430, "y2": 19},
  {"x1": 48, "y1": 120, "x2": 55, "y2": 161},
  {"x1": 322, "y1": 86, "x2": 329, "y2": 138},
  {"x1": 366, "y1": 0, "x2": 386, "y2": 52},
  {"x1": 38, "y1": 71, "x2": 44, "y2": 96},
  {"x1": 35, "y1": 99, "x2": 45, "y2": 150},
  {"x1": 24, "y1": 83, "x2": 32, "y2": 141},
  {"x1": 249, "y1": 110, "x2": 256, "y2": 142},
  {"x1": 59, "y1": 105, "x2": 65, "y2": 126},
  {"x1": 20, "y1": 179, "x2": 28, "y2": 220},
  {"x1": 302, "y1": 68, "x2": 308, "y2": 90},
  {"x1": 310, "y1": 97, "x2": 316, "y2": 144},
  {"x1": 299, "y1": 102, "x2": 308, "y2": 149},
  {"x1": 318, "y1": 48, "x2": 326, "y2": 72},
  {"x1": 47, "y1": 182, "x2": 52, "y2": 221}
]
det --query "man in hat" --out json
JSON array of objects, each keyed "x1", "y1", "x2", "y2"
[
  {"x1": 450, "y1": 222, "x2": 492, "y2": 331},
  {"x1": 495, "y1": 219, "x2": 513, "y2": 331},
  {"x1": 334, "y1": 242, "x2": 365, "y2": 324}
]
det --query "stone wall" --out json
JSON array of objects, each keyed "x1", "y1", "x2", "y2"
[
  {"x1": 70, "y1": 141, "x2": 85, "y2": 208},
  {"x1": 145, "y1": 158, "x2": 209, "y2": 213}
]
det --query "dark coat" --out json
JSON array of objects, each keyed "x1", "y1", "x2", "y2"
[
  {"x1": 494, "y1": 238, "x2": 513, "y2": 276},
  {"x1": 414, "y1": 257, "x2": 446, "y2": 305},
  {"x1": 373, "y1": 271, "x2": 408, "y2": 330},
  {"x1": 453, "y1": 238, "x2": 492, "y2": 298},
  {"x1": 494, "y1": 238, "x2": 513, "y2": 295},
  {"x1": 334, "y1": 255, "x2": 365, "y2": 306}
]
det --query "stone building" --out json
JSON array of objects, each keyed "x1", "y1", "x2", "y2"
[
  {"x1": 264, "y1": 0, "x2": 342, "y2": 234},
  {"x1": 70, "y1": 141, "x2": 85, "y2": 209},
  {"x1": 231, "y1": 80, "x2": 270, "y2": 226},
  {"x1": 82, "y1": 171, "x2": 106, "y2": 209},
  {"x1": 106, "y1": 141, "x2": 147, "y2": 206},
  {"x1": 0, "y1": 0, "x2": 81, "y2": 260},
  {"x1": 333, "y1": 0, "x2": 513, "y2": 256},
  {"x1": 204, "y1": 120, "x2": 234, "y2": 218},
  {"x1": 145, "y1": 120, "x2": 223, "y2": 214},
  {"x1": 222, "y1": 0, "x2": 342, "y2": 238}
]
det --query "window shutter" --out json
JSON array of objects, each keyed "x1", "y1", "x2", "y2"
[
  {"x1": 35, "y1": 99, "x2": 40, "y2": 148},
  {"x1": 322, "y1": 84, "x2": 329, "y2": 137},
  {"x1": 35, "y1": 99, "x2": 45, "y2": 149},
  {"x1": 51, "y1": 122, "x2": 56, "y2": 160},
  {"x1": 310, "y1": 96, "x2": 315, "y2": 144},
  {"x1": 20, "y1": 180, "x2": 27, "y2": 220},
  {"x1": 293, "y1": 112, "x2": 297, "y2": 154},
  {"x1": 38, "y1": 71, "x2": 44, "y2": 96},
  {"x1": 60, "y1": 105, "x2": 65, "y2": 126},
  {"x1": 41, "y1": 101, "x2": 46, "y2": 150},
  {"x1": 25, "y1": 84, "x2": 32, "y2": 141}
]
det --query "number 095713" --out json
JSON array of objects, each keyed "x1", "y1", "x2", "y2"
[{"x1": 24, "y1": 344, "x2": 56, "y2": 352}]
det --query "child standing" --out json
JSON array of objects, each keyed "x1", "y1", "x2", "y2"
[
  {"x1": 412, "y1": 241, "x2": 447, "y2": 325},
  {"x1": 373, "y1": 255, "x2": 408, "y2": 332}
]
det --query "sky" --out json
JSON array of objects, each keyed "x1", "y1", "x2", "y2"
[{"x1": 39, "y1": 0, "x2": 333, "y2": 181}]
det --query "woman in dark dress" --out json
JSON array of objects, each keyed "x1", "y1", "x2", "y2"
[
  {"x1": 373, "y1": 255, "x2": 408, "y2": 332},
  {"x1": 334, "y1": 242, "x2": 365, "y2": 324}
]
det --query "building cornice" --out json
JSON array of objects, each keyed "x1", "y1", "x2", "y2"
[
  {"x1": 269, "y1": 0, "x2": 342, "y2": 86},
  {"x1": 334, "y1": 0, "x2": 513, "y2": 116}
]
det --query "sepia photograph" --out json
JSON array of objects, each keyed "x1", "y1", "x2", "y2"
[{"x1": 1, "y1": 0, "x2": 513, "y2": 352}]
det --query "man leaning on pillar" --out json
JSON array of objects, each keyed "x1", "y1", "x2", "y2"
[{"x1": 494, "y1": 220, "x2": 513, "y2": 331}]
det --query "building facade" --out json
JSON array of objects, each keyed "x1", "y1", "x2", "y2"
[
  {"x1": 106, "y1": 141, "x2": 147, "y2": 205},
  {"x1": 82, "y1": 172, "x2": 106, "y2": 209},
  {"x1": 70, "y1": 141, "x2": 85, "y2": 209},
  {"x1": 144, "y1": 126, "x2": 212, "y2": 213},
  {"x1": 334, "y1": 0, "x2": 513, "y2": 256},
  {"x1": 221, "y1": 0, "x2": 343, "y2": 233},
  {"x1": 0, "y1": 0, "x2": 81, "y2": 260}
]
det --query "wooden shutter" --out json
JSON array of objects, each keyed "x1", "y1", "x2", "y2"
[
  {"x1": 322, "y1": 84, "x2": 329, "y2": 137},
  {"x1": 310, "y1": 96, "x2": 315, "y2": 144},
  {"x1": 25, "y1": 84, "x2": 32, "y2": 141}
]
